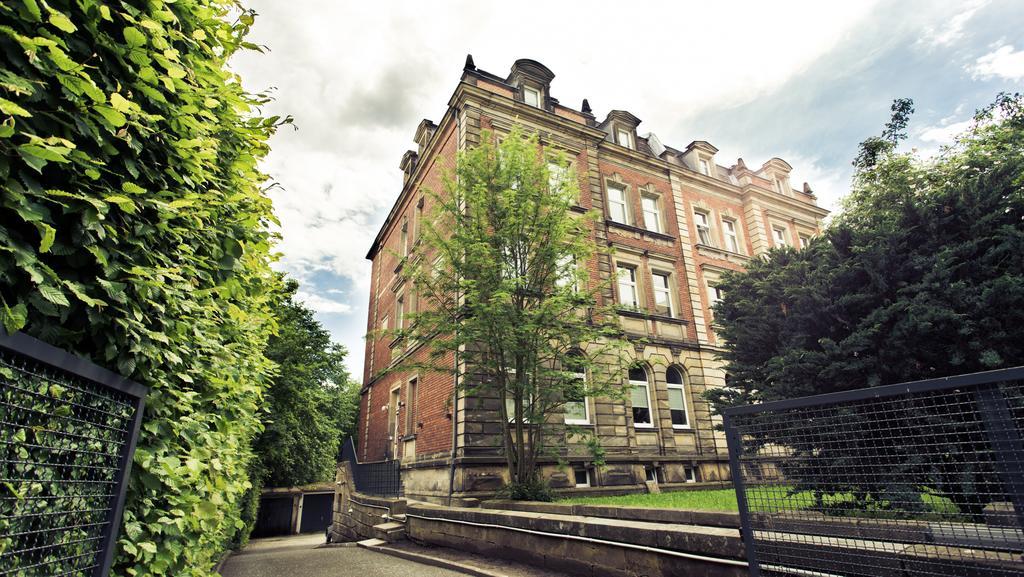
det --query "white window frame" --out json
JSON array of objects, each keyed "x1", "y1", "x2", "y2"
[
  {"x1": 699, "y1": 158, "x2": 710, "y2": 176},
  {"x1": 722, "y1": 219, "x2": 740, "y2": 253},
  {"x1": 651, "y1": 271, "x2": 673, "y2": 317},
  {"x1": 641, "y1": 194, "x2": 662, "y2": 233},
  {"x1": 616, "y1": 127, "x2": 634, "y2": 150},
  {"x1": 523, "y1": 86, "x2": 541, "y2": 108},
  {"x1": 555, "y1": 254, "x2": 578, "y2": 291},
  {"x1": 607, "y1": 183, "x2": 629, "y2": 224},
  {"x1": 573, "y1": 465, "x2": 591, "y2": 488},
  {"x1": 799, "y1": 234, "x2": 810, "y2": 249},
  {"x1": 666, "y1": 368, "x2": 690, "y2": 430},
  {"x1": 694, "y1": 211, "x2": 713, "y2": 246},
  {"x1": 395, "y1": 293, "x2": 405, "y2": 329},
  {"x1": 617, "y1": 264, "x2": 639, "y2": 308},
  {"x1": 563, "y1": 367, "x2": 590, "y2": 425},
  {"x1": 772, "y1": 226, "x2": 789, "y2": 247},
  {"x1": 707, "y1": 283, "x2": 724, "y2": 308},
  {"x1": 629, "y1": 368, "x2": 654, "y2": 428}
]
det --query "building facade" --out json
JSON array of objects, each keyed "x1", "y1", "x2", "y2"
[{"x1": 359, "y1": 57, "x2": 828, "y2": 503}]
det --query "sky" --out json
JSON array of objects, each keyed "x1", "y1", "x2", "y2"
[{"x1": 231, "y1": 0, "x2": 1024, "y2": 380}]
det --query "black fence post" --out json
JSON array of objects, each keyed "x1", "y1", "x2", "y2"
[
  {"x1": 724, "y1": 411, "x2": 760, "y2": 577},
  {"x1": 975, "y1": 383, "x2": 1024, "y2": 534}
]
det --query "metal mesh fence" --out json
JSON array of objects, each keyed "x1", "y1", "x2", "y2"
[
  {"x1": 724, "y1": 367, "x2": 1024, "y2": 577},
  {"x1": 0, "y1": 334, "x2": 146, "y2": 577},
  {"x1": 340, "y1": 438, "x2": 402, "y2": 497}
]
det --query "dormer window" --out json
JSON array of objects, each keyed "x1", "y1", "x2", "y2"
[
  {"x1": 523, "y1": 86, "x2": 541, "y2": 108},
  {"x1": 775, "y1": 178, "x2": 788, "y2": 195},
  {"x1": 699, "y1": 159, "x2": 711, "y2": 176},
  {"x1": 616, "y1": 127, "x2": 635, "y2": 150}
]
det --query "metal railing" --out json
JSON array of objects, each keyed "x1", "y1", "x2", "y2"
[
  {"x1": 340, "y1": 438, "x2": 402, "y2": 497},
  {"x1": 0, "y1": 331, "x2": 147, "y2": 577},
  {"x1": 724, "y1": 366, "x2": 1024, "y2": 577}
]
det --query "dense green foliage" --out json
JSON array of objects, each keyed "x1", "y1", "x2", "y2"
[
  {"x1": 390, "y1": 128, "x2": 630, "y2": 496},
  {"x1": 0, "y1": 0, "x2": 287, "y2": 574},
  {"x1": 707, "y1": 93, "x2": 1024, "y2": 517},
  {"x1": 253, "y1": 278, "x2": 359, "y2": 488}
]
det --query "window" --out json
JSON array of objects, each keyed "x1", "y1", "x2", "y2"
[
  {"x1": 694, "y1": 211, "x2": 713, "y2": 246},
  {"x1": 799, "y1": 234, "x2": 810, "y2": 249},
  {"x1": 405, "y1": 378, "x2": 418, "y2": 434},
  {"x1": 629, "y1": 367, "x2": 653, "y2": 427},
  {"x1": 707, "y1": 284, "x2": 724, "y2": 308},
  {"x1": 573, "y1": 465, "x2": 591, "y2": 488},
  {"x1": 414, "y1": 200, "x2": 423, "y2": 244},
  {"x1": 617, "y1": 265, "x2": 639, "y2": 308},
  {"x1": 684, "y1": 465, "x2": 696, "y2": 483},
  {"x1": 775, "y1": 178, "x2": 789, "y2": 195},
  {"x1": 652, "y1": 272, "x2": 673, "y2": 316},
  {"x1": 644, "y1": 466, "x2": 664, "y2": 483},
  {"x1": 666, "y1": 367, "x2": 689, "y2": 429},
  {"x1": 607, "y1": 183, "x2": 628, "y2": 224},
  {"x1": 616, "y1": 128, "x2": 634, "y2": 150},
  {"x1": 400, "y1": 218, "x2": 409, "y2": 257},
  {"x1": 772, "y1": 226, "x2": 788, "y2": 247},
  {"x1": 506, "y1": 390, "x2": 532, "y2": 423},
  {"x1": 555, "y1": 254, "x2": 578, "y2": 291},
  {"x1": 523, "y1": 86, "x2": 541, "y2": 108},
  {"x1": 548, "y1": 161, "x2": 568, "y2": 193},
  {"x1": 395, "y1": 294, "x2": 405, "y2": 329},
  {"x1": 699, "y1": 159, "x2": 710, "y2": 176},
  {"x1": 563, "y1": 357, "x2": 589, "y2": 425},
  {"x1": 722, "y1": 219, "x2": 740, "y2": 253},
  {"x1": 380, "y1": 314, "x2": 390, "y2": 331},
  {"x1": 641, "y1": 194, "x2": 662, "y2": 233}
]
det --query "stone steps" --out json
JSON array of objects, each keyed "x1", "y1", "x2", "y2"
[{"x1": 372, "y1": 520, "x2": 406, "y2": 542}]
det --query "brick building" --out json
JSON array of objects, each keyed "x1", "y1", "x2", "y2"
[{"x1": 359, "y1": 57, "x2": 828, "y2": 503}]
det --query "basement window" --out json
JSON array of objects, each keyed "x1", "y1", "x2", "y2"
[
  {"x1": 684, "y1": 466, "x2": 696, "y2": 483},
  {"x1": 644, "y1": 466, "x2": 664, "y2": 484},
  {"x1": 573, "y1": 465, "x2": 591, "y2": 488}
]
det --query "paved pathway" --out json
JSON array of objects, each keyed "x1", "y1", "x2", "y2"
[{"x1": 220, "y1": 534, "x2": 466, "y2": 577}]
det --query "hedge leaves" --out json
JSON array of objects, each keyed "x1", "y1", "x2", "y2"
[{"x1": 0, "y1": 0, "x2": 288, "y2": 575}]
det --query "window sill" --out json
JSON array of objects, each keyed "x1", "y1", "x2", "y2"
[
  {"x1": 672, "y1": 425, "x2": 692, "y2": 431},
  {"x1": 401, "y1": 434, "x2": 417, "y2": 441},
  {"x1": 617, "y1": 308, "x2": 689, "y2": 326},
  {"x1": 606, "y1": 219, "x2": 676, "y2": 243},
  {"x1": 633, "y1": 424, "x2": 655, "y2": 430},
  {"x1": 695, "y1": 243, "x2": 749, "y2": 264},
  {"x1": 565, "y1": 420, "x2": 593, "y2": 426},
  {"x1": 569, "y1": 204, "x2": 588, "y2": 214}
]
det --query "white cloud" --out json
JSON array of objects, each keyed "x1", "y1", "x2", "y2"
[
  {"x1": 918, "y1": 119, "x2": 973, "y2": 144},
  {"x1": 295, "y1": 291, "x2": 352, "y2": 315},
  {"x1": 969, "y1": 44, "x2": 1024, "y2": 80},
  {"x1": 916, "y1": 0, "x2": 988, "y2": 48}
]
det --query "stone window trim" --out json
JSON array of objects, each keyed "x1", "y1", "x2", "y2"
[
  {"x1": 650, "y1": 266, "x2": 676, "y2": 318},
  {"x1": 770, "y1": 223, "x2": 790, "y2": 248},
  {"x1": 605, "y1": 219, "x2": 676, "y2": 243},
  {"x1": 604, "y1": 176, "x2": 632, "y2": 226},
  {"x1": 614, "y1": 254, "x2": 645, "y2": 310}
]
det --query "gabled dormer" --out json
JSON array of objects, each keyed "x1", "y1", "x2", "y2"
[
  {"x1": 757, "y1": 157, "x2": 794, "y2": 196},
  {"x1": 599, "y1": 110, "x2": 641, "y2": 151},
  {"x1": 414, "y1": 119, "x2": 437, "y2": 156},
  {"x1": 506, "y1": 59, "x2": 555, "y2": 110},
  {"x1": 681, "y1": 141, "x2": 719, "y2": 177},
  {"x1": 400, "y1": 150, "x2": 418, "y2": 185}
]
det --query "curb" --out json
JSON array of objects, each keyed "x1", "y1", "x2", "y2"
[{"x1": 357, "y1": 542, "x2": 508, "y2": 577}]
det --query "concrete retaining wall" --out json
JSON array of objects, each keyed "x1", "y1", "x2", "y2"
[
  {"x1": 480, "y1": 499, "x2": 740, "y2": 529},
  {"x1": 405, "y1": 502, "x2": 747, "y2": 577}
]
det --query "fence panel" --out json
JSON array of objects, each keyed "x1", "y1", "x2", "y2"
[
  {"x1": 340, "y1": 438, "x2": 402, "y2": 497},
  {"x1": 0, "y1": 332, "x2": 147, "y2": 577},
  {"x1": 724, "y1": 367, "x2": 1024, "y2": 577}
]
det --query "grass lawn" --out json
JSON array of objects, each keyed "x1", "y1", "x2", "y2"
[
  {"x1": 561, "y1": 487, "x2": 963, "y2": 519},
  {"x1": 560, "y1": 488, "x2": 742, "y2": 511}
]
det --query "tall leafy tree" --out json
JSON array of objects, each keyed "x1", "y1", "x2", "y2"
[
  {"x1": 0, "y1": 1, "x2": 288, "y2": 574},
  {"x1": 389, "y1": 127, "x2": 630, "y2": 499},
  {"x1": 707, "y1": 93, "x2": 1024, "y2": 517},
  {"x1": 253, "y1": 278, "x2": 359, "y2": 488}
]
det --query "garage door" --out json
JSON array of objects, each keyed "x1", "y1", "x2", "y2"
[
  {"x1": 299, "y1": 493, "x2": 333, "y2": 534},
  {"x1": 252, "y1": 496, "x2": 293, "y2": 538}
]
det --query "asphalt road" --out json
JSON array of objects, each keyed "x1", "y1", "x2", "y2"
[{"x1": 219, "y1": 534, "x2": 467, "y2": 577}]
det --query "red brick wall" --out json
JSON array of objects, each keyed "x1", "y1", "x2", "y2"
[{"x1": 360, "y1": 117, "x2": 459, "y2": 462}]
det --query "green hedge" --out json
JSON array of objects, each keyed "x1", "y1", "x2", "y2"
[{"x1": 0, "y1": 0, "x2": 286, "y2": 575}]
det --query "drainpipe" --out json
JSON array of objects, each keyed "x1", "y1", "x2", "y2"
[{"x1": 447, "y1": 105, "x2": 461, "y2": 506}]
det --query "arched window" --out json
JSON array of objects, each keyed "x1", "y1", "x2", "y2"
[
  {"x1": 629, "y1": 367, "x2": 653, "y2": 427},
  {"x1": 564, "y1": 352, "x2": 589, "y2": 425},
  {"x1": 666, "y1": 367, "x2": 689, "y2": 429}
]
